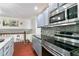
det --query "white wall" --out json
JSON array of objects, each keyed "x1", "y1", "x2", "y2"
[
  {"x1": 21, "y1": 19, "x2": 32, "y2": 29},
  {"x1": 0, "y1": 16, "x2": 32, "y2": 29},
  {"x1": 0, "y1": 16, "x2": 34, "y2": 42}
]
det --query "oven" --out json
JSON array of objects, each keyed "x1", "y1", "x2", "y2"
[{"x1": 42, "y1": 33, "x2": 79, "y2": 56}]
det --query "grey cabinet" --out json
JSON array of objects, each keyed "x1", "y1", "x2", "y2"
[
  {"x1": 37, "y1": 13, "x2": 45, "y2": 27},
  {"x1": 49, "y1": 3, "x2": 58, "y2": 12},
  {"x1": 37, "y1": 8, "x2": 49, "y2": 27},
  {"x1": 0, "y1": 38, "x2": 14, "y2": 56},
  {"x1": 4, "y1": 38, "x2": 14, "y2": 56},
  {"x1": 58, "y1": 3, "x2": 65, "y2": 7},
  {"x1": 43, "y1": 8, "x2": 49, "y2": 26},
  {"x1": 0, "y1": 48, "x2": 3, "y2": 56},
  {"x1": 32, "y1": 36, "x2": 42, "y2": 56}
]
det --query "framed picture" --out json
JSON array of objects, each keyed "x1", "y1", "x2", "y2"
[{"x1": 3, "y1": 20, "x2": 19, "y2": 27}]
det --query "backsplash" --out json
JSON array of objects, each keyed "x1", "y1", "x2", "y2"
[{"x1": 41, "y1": 24, "x2": 79, "y2": 36}]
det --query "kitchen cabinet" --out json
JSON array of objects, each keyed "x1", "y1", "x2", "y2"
[
  {"x1": 43, "y1": 8, "x2": 49, "y2": 26},
  {"x1": 32, "y1": 35, "x2": 42, "y2": 56},
  {"x1": 0, "y1": 37, "x2": 14, "y2": 56},
  {"x1": 58, "y1": 3, "x2": 66, "y2": 7},
  {"x1": 37, "y1": 8, "x2": 49, "y2": 27},
  {"x1": 4, "y1": 38, "x2": 14, "y2": 56},
  {"x1": 37, "y1": 13, "x2": 45, "y2": 27},
  {"x1": 48, "y1": 3, "x2": 58, "y2": 12},
  {"x1": 0, "y1": 48, "x2": 3, "y2": 56}
]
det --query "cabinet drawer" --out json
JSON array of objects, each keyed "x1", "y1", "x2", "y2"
[
  {"x1": 4, "y1": 44, "x2": 13, "y2": 56},
  {"x1": 33, "y1": 42, "x2": 42, "y2": 56},
  {"x1": 4, "y1": 38, "x2": 14, "y2": 52},
  {"x1": 32, "y1": 36, "x2": 42, "y2": 56},
  {"x1": 4, "y1": 43, "x2": 10, "y2": 52},
  {"x1": 4, "y1": 39, "x2": 14, "y2": 56},
  {"x1": 0, "y1": 48, "x2": 3, "y2": 56}
]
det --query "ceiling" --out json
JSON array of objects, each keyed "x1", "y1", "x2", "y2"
[{"x1": 0, "y1": 3, "x2": 48, "y2": 19}]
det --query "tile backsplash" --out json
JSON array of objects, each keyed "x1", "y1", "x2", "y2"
[{"x1": 41, "y1": 24, "x2": 79, "y2": 36}]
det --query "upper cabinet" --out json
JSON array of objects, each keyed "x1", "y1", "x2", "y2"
[
  {"x1": 48, "y1": 3, "x2": 66, "y2": 12},
  {"x1": 58, "y1": 3, "x2": 66, "y2": 7},
  {"x1": 43, "y1": 8, "x2": 49, "y2": 26},
  {"x1": 37, "y1": 8, "x2": 49, "y2": 27},
  {"x1": 37, "y1": 12, "x2": 45, "y2": 27},
  {"x1": 37, "y1": 3, "x2": 78, "y2": 28},
  {"x1": 48, "y1": 3, "x2": 58, "y2": 12}
]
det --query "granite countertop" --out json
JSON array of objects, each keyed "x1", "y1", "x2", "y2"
[{"x1": 0, "y1": 36, "x2": 13, "y2": 49}]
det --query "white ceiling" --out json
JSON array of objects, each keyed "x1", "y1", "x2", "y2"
[{"x1": 0, "y1": 3, "x2": 48, "y2": 19}]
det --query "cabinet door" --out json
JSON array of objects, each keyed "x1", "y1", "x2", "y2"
[
  {"x1": 6, "y1": 44, "x2": 14, "y2": 56},
  {"x1": 43, "y1": 8, "x2": 49, "y2": 25},
  {"x1": 4, "y1": 42, "x2": 10, "y2": 54},
  {"x1": 9, "y1": 38, "x2": 14, "y2": 56},
  {"x1": 49, "y1": 3, "x2": 58, "y2": 12},
  {"x1": 37, "y1": 13, "x2": 45, "y2": 27},
  {"x1": 0, "y1": 48, "x2": 3, "y2": 56},
  {"x1": 4, "y1": 41, "x2": 10, "y2": 56},
  {"x1": 32, "y1": 36, "x2": 42, "y2": 56},
  {"x1": 37, "y1": 8, "x2": 49, "y2": 27},
  {"x1": 4, "y1": 38, "x2": 14, "y2": 56}
]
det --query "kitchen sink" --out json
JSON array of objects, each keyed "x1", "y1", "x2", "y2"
[{"x1": 0, "y1": 39, "x2": 5, "y2": 42}]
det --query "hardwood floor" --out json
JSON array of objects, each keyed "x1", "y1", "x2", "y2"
[{"x1": 13, "y1": 42, "x2": 37, "y2": 56}]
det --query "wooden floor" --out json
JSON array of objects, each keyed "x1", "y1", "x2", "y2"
[{"x1": 13, "y1": 42, "x2": 37, "y2": 56}]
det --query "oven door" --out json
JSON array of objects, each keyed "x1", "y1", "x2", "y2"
[
  {"x1": 42, "y1": 40, "x2": 70, "y2": 56},
  {"x1": 42, "y1": 35, "x2": 78, "y2": 56}
]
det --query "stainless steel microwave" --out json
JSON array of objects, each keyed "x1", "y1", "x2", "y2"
[
  {"x1": 49, "y1": 3, "x2": 78, "y2": 24},
  {"x1": 49, "y1": 11, "x2": 65, "y2": 23}
]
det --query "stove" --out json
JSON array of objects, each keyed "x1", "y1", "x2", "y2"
[{"x1": 42, "y1": 34, "x2": 79, "y2": 56}]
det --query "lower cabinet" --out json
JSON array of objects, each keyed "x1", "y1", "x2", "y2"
[
  {"x1": 0, "y1": 48, "x2": 4, "y2": 56},
  {"x1": 32, "y1": 36, "x2": 42, "y2": 56},
  {"x1": 4, "y1": 38, "x2": 14, "y2": 56},
  {"x1": 0, "y1": 38, "x2": 14, "y2": 56}
]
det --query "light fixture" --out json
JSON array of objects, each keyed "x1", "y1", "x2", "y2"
[{"x1": 34, "y1": 6, "x2": 38, "y2": 10}]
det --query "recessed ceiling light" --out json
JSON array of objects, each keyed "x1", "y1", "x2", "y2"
[
  {"x1": 34, "y1": 6, "x2": 38, "y2": 10},
  {"x1": 0, "y1": 9, "x2": 2, "y2": 14}
]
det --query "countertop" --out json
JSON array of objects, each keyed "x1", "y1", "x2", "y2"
[
  {"x1": 33, "y1": 35, "x2": 41, "y2": 39},
  {"x1": 0, "y1": 36, "x2": 13, "y2": 49}
]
